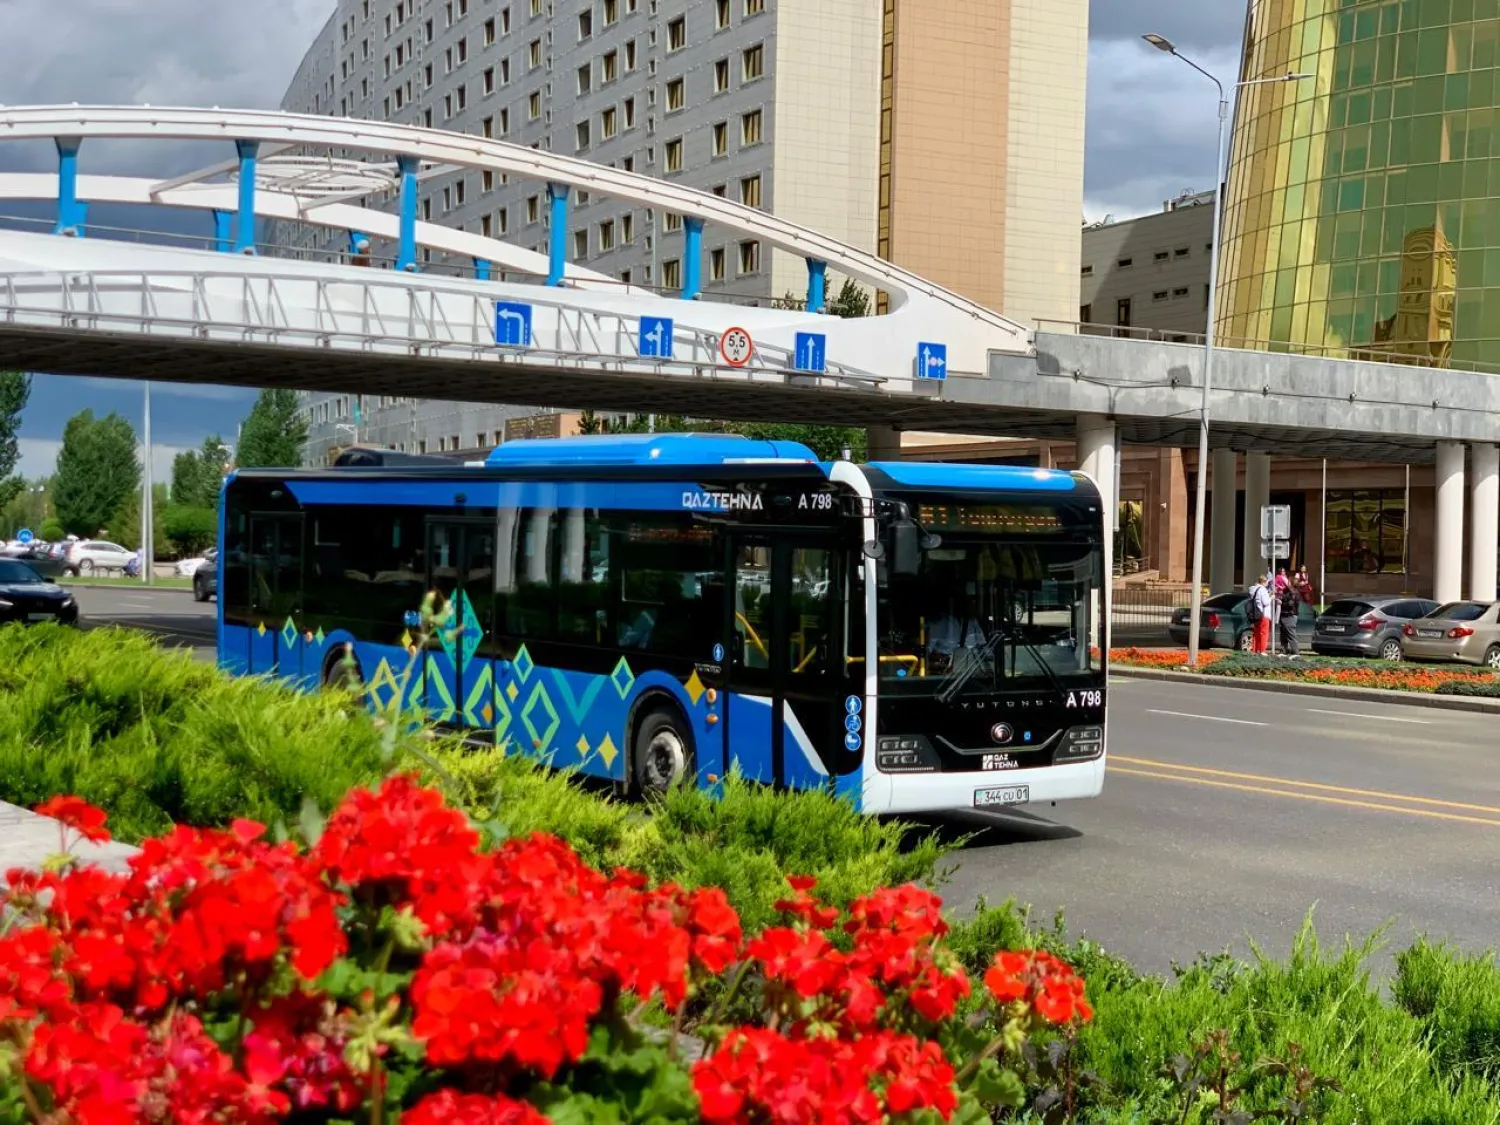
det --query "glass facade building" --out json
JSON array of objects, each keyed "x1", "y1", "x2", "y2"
[{"x1": 1218, "y1": 0, "x2": 1500, "y2": 370}]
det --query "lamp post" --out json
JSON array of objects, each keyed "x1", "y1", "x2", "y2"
[{"x1": 1143, "y1": 33, "x2": 1311, "y2": 667}]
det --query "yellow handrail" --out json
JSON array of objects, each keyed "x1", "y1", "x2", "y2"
[{"x1": 735, "y1": 613, "x2": 770, "y2": 659}]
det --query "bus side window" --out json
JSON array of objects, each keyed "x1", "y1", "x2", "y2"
[{"x1": 788, "y1": 547, "x2": 831, "y2": 675}]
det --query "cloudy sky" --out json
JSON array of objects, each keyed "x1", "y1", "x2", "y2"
[{"x1": 0, "y1": 0, "x2": 1244, "y2": 476}]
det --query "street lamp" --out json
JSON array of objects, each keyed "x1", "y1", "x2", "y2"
[{"x1": 1142, "y1": 34, "x2": 1312, "y2": 667}]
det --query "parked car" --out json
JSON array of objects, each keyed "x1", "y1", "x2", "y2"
[
  {"x1": 192, "y1": 548, "x2": 218, "y2": 602},
  {"x1": 14, "y1": 544, "x2": 66, "y2": 580},
  {"x1": 1401, "y1": 602, "x2": 1500, "y2": 667},
  {"x1": 175, "y1": 555, "x2": 209, "y2": 577},
  {"x1": 0, "y1": 559, "x2": 78, "y2": 626},
  {"x1": 1310, "y1": 596, "x2": 1442, "y2": 661},
  {"x1": 1168, "y1": 590, "x2": 1318, "y2": 651},
  {"x1": 63, "y1": 540, "x2": 131, "y2": 576}
]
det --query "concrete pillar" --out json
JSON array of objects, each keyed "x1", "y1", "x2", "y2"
[
  {"x1": 546, "y1": 183, "x2": 570, "y2": 286},
  {"x1": 1469, "y1": 443, "x2": 1497, "y2": 601},
  {"x1": 1077, "y1": 415, "x2": 1117, "y2": 650},
  {"x1": 396, "y1": 156, "x2": 421, "y2": 272},
  {"x1": 682, "y1": 217, "x2": 704, "y2": 300},
  {"x1": 1210, "y1": 449, "x2": 1238, "y2": 592},
  {"x1": 1435, "y1": 441, "x2": 1466, "y2": 604},
  {"x1": 1241, "y1": 452, "x2": 1271, "y2": 586},
  {"x1": 53, "y1": 137, "x2": 88, "y2": 237},
  {"x1": 806, "y1": 259, "x2": 827, "y2": 314},
  {"x1": 866, "y1": 426, "x2": 902, "y2": 462}
]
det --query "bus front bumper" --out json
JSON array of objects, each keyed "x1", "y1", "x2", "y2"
[{"x1": 860, "y1": 757, "x2": 1107, "y2": 816}]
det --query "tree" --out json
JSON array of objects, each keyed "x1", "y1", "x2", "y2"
[
  {"x1": 236, "y1": 390, "x2": 308, "y2": 469},
  {"x1": 163, "y1": 505, "x2": 217, "y2": 556},
  {"x1": 40, "y1": 517, "x2": 64, "y2": 542},
  {"x1": 110, "y1": 483, "x2": 168, "y2": 556},
  {"x1": 52, "y1": 410, "x2": 140, "y2": 538},
  {"x1": 171, "y1": 435, "x2": 232, "y2": 508},
  {"x1": 0, "y1": 371, "x2": 32, "y2": 513},
  {"x1": 0, "y1": 477, "x2": 48, "y2": 539},
  {"x1": 828, "y1": 278, "x2": 871, "y2": 319}
]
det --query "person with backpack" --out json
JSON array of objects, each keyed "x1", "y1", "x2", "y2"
[
  {"x1": 1278, "y1": 581, "x2": 1301, "y2": 656},
  {"x1": 1247, "y1": 575, "x2": 1273, "y2": 654}
]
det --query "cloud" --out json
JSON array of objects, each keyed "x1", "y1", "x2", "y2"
[
  {"x1": 16, "y1": 437, "x2": 192, "y2": 483},
  {"x1": 1088, "y1": 0, "x2": 1248, "y2": 57},
  {"x1": 69, "y1": 376, "x2": 253, "y2": 403}
]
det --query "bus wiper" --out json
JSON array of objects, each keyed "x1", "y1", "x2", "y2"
[
  {"x1": 1006, "y1": 629, "x2": 1068, "y2": 696},
  {"x1": 937, "y1": 630, "x2": 1004, "y2": 704}
]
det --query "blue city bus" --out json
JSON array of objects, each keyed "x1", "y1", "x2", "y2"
[{"x1": 216, "y1": 434, "x2": 1107, "y2": 815}]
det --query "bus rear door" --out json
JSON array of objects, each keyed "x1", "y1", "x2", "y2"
[
  {"x1": 424, "y1": 520, "x2": 497, "y2": 730},
  {"x1": 247, "y1": 513, "x2": 304, "y2": 678}
]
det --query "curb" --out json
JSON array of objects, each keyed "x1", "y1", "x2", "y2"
[{"x1": 1111, "y1": 666, "x2": 1500, "y2": 715}]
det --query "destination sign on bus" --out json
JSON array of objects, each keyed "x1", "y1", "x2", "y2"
[{"x1": 917, "y1": 504, "x2": 1065, "y2": 534}]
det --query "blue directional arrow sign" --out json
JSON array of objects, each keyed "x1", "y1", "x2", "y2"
[
  {"x1": 494, "y1": 301, "x2": 534, "y2": 347},
  {"x1": 639, "y1": 315, "x2": 674, "y2": 358},
  {"x1": 793, "y1": 332, "x2": 827, "y2": 373},
  {"x1": 916, "y1": 342, "x2": 948, "y2": 381},
  {"x1": 15, "y1": 528, "x2": 32, "y2": 545}
]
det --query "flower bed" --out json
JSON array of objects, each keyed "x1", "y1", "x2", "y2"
[
  {"x1": 0, "y1": 781, "x2": 1090, "y2": 1124},
  {"x1": 1110, "y1": 648, "x2": 1500, "y2": 696}
]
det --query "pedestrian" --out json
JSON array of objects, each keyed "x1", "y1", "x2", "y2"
[
  {"x1": 1296, "y1": 564, "x2": 1316, "y2": 609},
  {"x1": 1278, "y1": 582, "x2": 1301, "y2": 657},
  {"x1": 1248, "y1": 575, "x2": 1273, "y2": 654}
]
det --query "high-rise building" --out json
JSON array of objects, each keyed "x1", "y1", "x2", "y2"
[{"x1": 278, "y1": 0, "x2": 1088, "y2": 463}]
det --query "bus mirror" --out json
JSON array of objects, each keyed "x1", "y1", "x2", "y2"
[
  {"x1": 891, "y1": 521, "x2": 921, "y2": 578},
  {"x1": 862, "y1": 539, "x2": 886, "y2": 561}
]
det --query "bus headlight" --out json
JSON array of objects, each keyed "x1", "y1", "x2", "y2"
[
  {"x1": 876, "y1": 735, "x2": 939, "y2": 773},
  {"x1": 1055, "y1": 725, "x2": 1104, "y2": 763}
]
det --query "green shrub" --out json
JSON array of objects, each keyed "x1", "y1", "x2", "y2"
[
  {"x1": 1435, "y1": 680, "x2": 1500, "y2": 697},
  {"x1": 1395, "y1": 939, "x2": 1500, "y2": 1088}
]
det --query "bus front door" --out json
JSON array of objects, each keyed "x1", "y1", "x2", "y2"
[
  {"x1": 247, "y1": 514, "x2": 304, "y2": 678},
  {"x1": 424, "y1": 521, "x2": 497, "y2": 730},
  {"x1": 726, "y1": 534, "x2": 838, "y2": 789}
]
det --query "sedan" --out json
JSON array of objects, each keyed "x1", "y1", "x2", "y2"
[
  {"x1": 1168, "y1": 591, "x2": 1318, "y2": 651},
  {"x1": 12, "y1": 544, "x2": 66, "y2": 580},
  {"x1": 175, "y1": 555, "x2": 209, "y2": 577},
  {"x1": 1401, "y1": 602, "x2": 1500, "y2": 667},
  {"x1": 0, "y1": 559, "x2": 78, "y2": 626},
  {"x1": 1311, "y1": 596, "x2": 1441, "y2": 661}
]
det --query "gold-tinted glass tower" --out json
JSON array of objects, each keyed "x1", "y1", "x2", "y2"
[{"x1": 1218, "y1": 0, "x2": 1500, "y2": 369}]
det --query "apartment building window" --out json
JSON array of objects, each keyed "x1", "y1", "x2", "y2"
[
  {"x1": 482, "y1": 114, "x2": 495, "y2": 137},
  {"x1": 738, "y1": 240, "x2": 760, "y2": 274},
  {"x1": 712, "y1": 121, "x2": 727, "y2": 156},
  {"x1": 529, "y1": 90, "x2": 542, "y2": 118},
  {"x1": 531, "y1": 0, "x2": 543, "y2": 14},
  {"x1": 664, "y1": 212, "x2": 683, "y2": 232},
  {"x1": 623, "y1": 97, "x2": 636, "y2": 128},
  {"x1": 529, "y1": 39, "x2": 542, "y2": 67},
  {"x1": 739, "y1": 174, "x2": 761, "y2": 208},
  {"x1": 601, "y1": 106, "x2": 617, "y2": 138},
  {"x1": 384, "y1": 54, "x2": 392, "y2": 78},
  {"x1": 1152, "y1": 290, "x2": 1169, "y2": 302},
  {"x1": 457, "y1": 38, "x2": 468, "y2": 63},
  {"x1": 1117, "y1": 257, "x2": 1133, "y2": 268},
  {"x1": 385, "y1": 13, "x2": 393, "y2": 35},
  {"x1": 665, "y1": 137, "x2": 683, "y2": 172},
  {"x1": 625, "y1": 39, "x2": 638, "y2": 71},
  {"x1": 620, "y1": 269, "x2": 632, "y2": 285},
  {"x1": 1172, "y1": 286, "x2": 1189, "y2": 298},
  {"x1": 1153, "y1": 250, "x2": 1169, "y2": 262},
  {"x1": 711, "y1": 183, "x2": 726, "y2": 197},
  {"x1": 622, "y1": 154, "x2": 635, "y2": 172},
  {"x1": 599, "y1": 220, "x2": 615, "y2": 251},
  {"x1": 443, "y1": 46, "x2": 453, "y2": 71},
  {"x1": 741, "y1": 108, "x2": 762, "y2": 145},
  {"x1": 603, "y1": 0, "x2": 618, "y2": 25},
  {"x1": 1116, "y1": 298, "x2": 1131, "y2": 327},
  {"x1": 716, "y1": 0, "x2": 730, "y2": 28},
  {"x1": 481, "y1": 214, "x2": 493, "y2": 237},
  {"x1": 578, "y1": 10, "x2": 592, "y2": 39},
  {"x1": 423, "y1": 17, "x2": 433, "y2": 41},
  {"x1": 576, "y1": 120, "x2": 591, "y2": 150},
  {"x1": 482, "y1": 170, "x2": 495, "y2": 192},
  {"x1": 478, "y1": 66, "x2": 492, "y2": 94},
  {"x1": 423, "y1": 62, "x2": 433, "y2": 87},
  {"x1": 527, "y1": 195, "x2": 540, "y2": 223},
  {"x1": 422, "y1": 197, "x2": 434, "y2": 220},
  {"x1": 1080, "y1": 303, "x2": 1092, "y2": 323},
  {"x1": 577, "y1": 63, "x2": 592, "y2": 94},
  {"x1": 501, "y1": 59, "x2": 511, "y2": 84},
  {"x1": 458, "y1": 0, "x2": 468, "y2": 17},
  {"x1": 621, "y1": 213, "x2": 634, "y2": 243},
  {"x1": 574, "y1": 229, "x2": 589, "y2": 258},
  {"x1": 709, "y1": 247, "x2": 726, "y2": 281},
  {"x1": 742, "y1": 44, "x2": 763, "y2": 81},
  {"x1": 443, "y1": 186, "x2": 453, "y2": 212},
  {"x1": 484, "y1": 16, "x2": 496, "y2": 44},
  {"x1": 1080, "y1": 264, "x2": 1093, "y2": 276},
  {"x1": 744, "y1": 0, "x2": 764, "y2": 13},
  {"x1": 1175, "y1": 247, "x2": 1190, "y2": 258},
  {"x1": 666, "y1": 77, "x2": 685, "y2": 111},
  {"x1": 498, "y1": 207, "x2": 509, "y2": 234},
  {"x1": 502, "y1": 6, "x2": 511, "y2": 32},
  {"x1": 394, "y1": 87, "x2": 405, "y2": 108},
  {"x1": 662, "y1": 259, "x2": 681, "y2": 289},
  {"x1": 714, "y1": 58, "x2": 729, "y2": 92},
  {"x1": 602, "y1": 50, "x2": 618, "y2": 83},
  {"x1": 667, "y1": 16, "x2": 686, "y2": 50}
]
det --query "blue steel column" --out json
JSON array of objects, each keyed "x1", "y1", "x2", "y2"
[
  {"x1": 53, "y1": 137, "x2": 87, "y2": 237},
  {"x1": 396, "y1": 155, "x2": 420, "y2": 272},
  {"x1": 233, "y1": 141, "x2": 259, "y2": 254},
  {"x1": 473, "y1": 258, "x2": 492, "y2": 281},
  {"x1": 547, "y1": 183, "x2": 570, "y2": 286},
  {"x1": 805, "y1": 258, "x2": 827, "y2": 314},
  {"x1": 682, "y1": 217, "x2": 704, "y2": 300},
  {"x1": 212, "y1": 211, "x2": 232, "y2": 253}
]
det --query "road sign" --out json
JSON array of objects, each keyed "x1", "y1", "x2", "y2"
[
  {"x1": 916, "y1": 342, "x2": 948, "y2": 380},
  {"x1": 719, "y1": 326, "x2": 754, "y2": 367},
  {"x1": 494, "y1": 301, "x2": 533, "y2": 347},
  {"x1": 15, "y1": 528, "x2": 32, "y2": 545},
  {"x1": 1260, "y1": 504, "x2": 1291, "y2": 540},
  {"x1": 793, "y1": 332, "x2": 826, "y2": 373},
  {"x1": 639, "y1": 316, "x2": 674, "y2": 358},
  {"x1": 1261, "y1": 537, "x2": 1291, "y2": 561}
]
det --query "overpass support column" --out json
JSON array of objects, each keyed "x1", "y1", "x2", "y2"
[
  {"x1": 1077, "y1": 415, "x2": 1117, "y2": 650},
  {"x1": 546, "y1": 183, "x2": 570, "y2": 286},
  {"x1": 396, "y1": 156, "x2": 420, "y2": 272},
  {"x1": 53, "y1": 137, "x2": 87, "y2": 237},
  {"x1": 233, "y1": 141, "x2": 259, "y2": 255},
  {"x1": 1240, "y1": 452, "x2": 1270, "y2": 586},
  {"x1": 473, "y1": 258, "x2": 492, "y2": 282},
  {"x1": 682, "y1": 218, "x2": 704, "y2": 300},
  {"x1": 866, "y1": 426, "x2": 902, "y2": 462},
  {"x1": 1469, "y1": 444, "x2": 1498, "y2": 601},
  {"x1": 806, "y1": 259, "x2": 827, "y2": 314},
  {"x1": 1210, "y1": 449, "x2": 1237, "y2": 591},
  {"x1": 1436, "y1": 441, "x2": 1466, "y2": 604},
  {"x1": 212, "y1": 211, "x2": 232, "y2": 253}
]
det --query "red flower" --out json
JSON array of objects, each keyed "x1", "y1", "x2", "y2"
[
  {"x1": 242, "y1": 993, "x2": 368, "y2": 1112},
  {"x1": 983, "y1": 948, "x2": 1092, "y2": 1026},
  {"x1": 404, "y1": 1089, "x2": 549, "y2": 1125},
  {"x1": 35, "y1": 795, "x2": 111, "y2": 845}
]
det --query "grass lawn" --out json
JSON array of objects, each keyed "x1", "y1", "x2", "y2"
[{"x1": 61, "y1": 575, "x2": 193, "y2": 589}]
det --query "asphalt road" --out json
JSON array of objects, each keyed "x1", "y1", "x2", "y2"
[{"x1": 73, "y1": 585, "x2": 1500, "y2": 974}]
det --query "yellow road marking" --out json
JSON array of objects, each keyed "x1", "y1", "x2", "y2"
[
  {"x1": 1109, "y1": 767, "x2": 1500, "y2": 829},
  {"x1": 1113, "y1": 755, "x2": 1500, "y2": 816}
]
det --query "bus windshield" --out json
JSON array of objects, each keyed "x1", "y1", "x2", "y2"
[{"x1": 876, "y1": 533, "x2": 1102, "y2": 694}]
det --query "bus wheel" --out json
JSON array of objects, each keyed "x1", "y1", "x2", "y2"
[{"x1": 633, "y1": 707, "x2": 695, "y2": 796}]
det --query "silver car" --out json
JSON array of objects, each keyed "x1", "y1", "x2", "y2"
[{"x1": 1400, "y1": 602, "x2": 1500, "y2": 667}]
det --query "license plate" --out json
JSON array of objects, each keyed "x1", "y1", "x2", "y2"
[
  {"x1": 26, "y1": 612, "x2": 53, "y2": 622},
  {"x1": 1418, "y1": 629, "x2": 1442, "y2": 638},
  {"x1": 974, "y1": 785, "x2": 1030, "y2": 808},
  {"x1": 1323, "y1": 624, "x2": 1346, "y2": 633}
]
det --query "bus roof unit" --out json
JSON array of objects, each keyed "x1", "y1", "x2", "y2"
[
  {"x1": 483, "y1": 433, "x2": 819, "y2": 469},
  {"x1": 870, "y1": 462, "x2": 1083, "y2": 493}
]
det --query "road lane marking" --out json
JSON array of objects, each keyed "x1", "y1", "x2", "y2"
[
  {"x1": 1113, "y1": 755, "x2": 1500, "y2": 815},
  {"x1": 1109, "y1": 766, "x2": 1500, "y2": 829},
  {"x1": 1145, "y1": 709, "x2": 1266, "y2": 726},
  {"x1": 1305, "y1": 707, "x2": 1431, "y2": 725}
]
